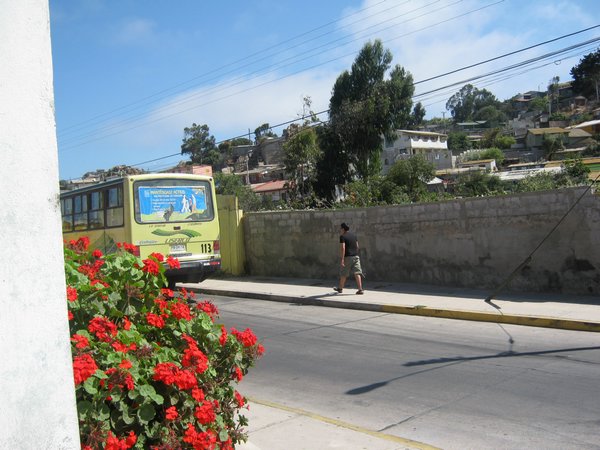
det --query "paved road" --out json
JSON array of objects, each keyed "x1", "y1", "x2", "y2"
[{"x1": 207, "y1": 294, "x2": 600, "y2": 450}]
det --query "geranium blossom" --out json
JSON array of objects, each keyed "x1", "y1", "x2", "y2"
[
  {"x1": 105, "y1": 431, "x2": 136, "y2": 450},
  {"x1": 73, "y1": 354, "x2": 98, "y2": 385},
  {"x1": 231, "y1": 328, "x2": 258, "y2": 347},
  {"x1": 194, "y1": 401, "x2": 216, "y2": 425},
  {"x1": 169, "y1": 301, "x2": 192, "y2": 321},
  {"x1": 166, "y1": 256, "x2": 181, "y2": 269},
  {"x1": 165, "y1": 406, "x2": 178, "y2": 421},
  {"x1": 146, "y1": 312, "x2": 165, "y2": 329},
  {"x1": 66, "y1": 286, "x2": 78, "y2": 302},
  {"x1": 112, "y1": 341, "x2": 136, "y2": 353},
  {"x1": 149, "y1": 252, "x2": 165, "y2": 262},
  {"x1": 142, "y1": 258, "x2": 161, "y2": 275},
  {"x1": 219, "y1": 326, "x2": 227, "y2": 346},
  {"x1": 92, "y1": 249, "x2": 103, "y2": 258},
  {"x1": 71, "y1": 333, "x2": 89, "y2": 349},
  {"x1": 153, "y1": 362, "x2": 178, "y2": 385},
  {"x1": 183, "y1": 424, "x2": 217, "y2": 450},
  {"x1": 197, "y1": 301, "x2": 219, "y2": 319},
  {"x1": 88, "y1": 317, "x2": 118, "y2": 342}
]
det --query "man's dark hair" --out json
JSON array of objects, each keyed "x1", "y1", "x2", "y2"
[{"x1": 341, "y1": 222, "x2": 350, "y2": 231}]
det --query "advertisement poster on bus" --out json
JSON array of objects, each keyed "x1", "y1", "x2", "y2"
[{"x1": 138, "y1": 186, "x2": 207, "y2": 222}]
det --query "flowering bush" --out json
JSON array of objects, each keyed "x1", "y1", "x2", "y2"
[{"x1": 65, "y1": 237, "x2": 263, "y2": 449}]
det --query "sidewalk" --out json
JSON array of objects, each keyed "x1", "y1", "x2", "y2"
[
  {"x1": 182, "y1": 276, "x2": 600, "y2": 449},
  {"x1": 184, "y1": 276, "x2": 600, "y2": 333}
]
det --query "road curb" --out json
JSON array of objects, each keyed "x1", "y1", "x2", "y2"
[{"x1": 192, "y1": 287, "x2": 600, "y2": 333}]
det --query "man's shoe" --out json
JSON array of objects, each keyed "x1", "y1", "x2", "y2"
[
  {"x1": 356, "y1": 290, "x2": 364, "y2": 295},
  {"x1": 333, "y1": 287, "x2": 343, "y2": 293}
]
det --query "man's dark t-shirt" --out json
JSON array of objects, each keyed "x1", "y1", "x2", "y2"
[{"x1": 340, "y1": 232, "x2": 359, "y2": 257}]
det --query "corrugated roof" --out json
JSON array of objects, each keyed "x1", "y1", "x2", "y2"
[
  {"x1": 527, "y1": 127, "x2": 568, "y2": 135},
  {"x1": 251, "y1": 180, "x2": 288, "y2": 193}
]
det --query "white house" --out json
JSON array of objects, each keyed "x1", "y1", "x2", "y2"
[{"x1": 381, "y1": 130, "x2": 453, "y2": 175}]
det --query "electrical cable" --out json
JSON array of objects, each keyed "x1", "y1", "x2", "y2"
[
  {"x1": 485, "y1": 171, "x2": 600, "y2": 302},
  {"x1": 57, "y1": 0, "x2": 502, "y2": 149}
]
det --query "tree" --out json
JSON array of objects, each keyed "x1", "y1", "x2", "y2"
[
  {"x1": 283, "y1": 126, "x2": 320, "y2": 199},
  {"x1": 447, "y1": 131, "x2": 472, "y2": 152},
  {"x1": 214, "y1": 172, "x2": 262, "y2": 211},
  {"x1": 445, "y1": 84, "x2": 500, "y2": 123},
  {"x1": 455, "y1": 172, "x2": 506, "y2": 197},
  {"x1": 327, "y1": 39, "x2": 415, "y2": 181},
  {"x1": 570, "y1": 48, "x2": 600, "y2": 101},
  {"x1": 479, "y1": 128, "x2": 514, "y2": 151},
  {"x1": 473, "y1": 105, "x2": 506, "y2": 127},
  {"x1": 254, "y1": 123, "x2": 277, "y2": 142},
  {"x1": 180, "y1": 123, "x2": 217, "y2": 165},
  {"x1": 407, "y1": 102, "x2": 426, "y2": 129},
  {"x1": 542, "y1": 134, "x2": 565, "y2": 161},
  {"x1": 547, "y1": 76, "x2": 560, "y2": 115},
  {"x1": 528, "y1": 95, "x2": 548, "y2": 113},
  {"x1": 386, "y1": 155, "x2": 435, "y2": 201}
]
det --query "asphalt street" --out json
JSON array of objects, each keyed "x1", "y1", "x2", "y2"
[{"x1": 206, "y1": 294, "x2": 600, "y2": 450}]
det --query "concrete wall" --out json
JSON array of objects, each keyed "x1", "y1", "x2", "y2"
[
  {"x1": 0, "y1": 1, "x2": 80, "y2": 448},
  {"x1": 244, "y1": 187, "x2": 600, "y2": 295}
]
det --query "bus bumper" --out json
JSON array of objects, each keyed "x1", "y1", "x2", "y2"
[{"x1": 165, "y1": 258, "x2": 222, "y2": 284}]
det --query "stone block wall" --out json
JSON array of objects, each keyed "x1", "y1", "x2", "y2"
[{"x1": 243, "y1": 187, "x2": 600, "y2": 295}]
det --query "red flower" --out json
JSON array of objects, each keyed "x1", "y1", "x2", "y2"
[
  {"x1": 153, "y1": 362, "x2": 178, "y2": 385},
  {"x1": 219, "y1": 326, "x2": 227, "y2": 346},
  {"x1": 161, "y1": 288, "x2": 175, "y2": 298},
  {"x1": 146, "y1": 312, "x2": 165, "y2": 329},
  {"x1": 73, "y1": 354, "x2": 98, "y2": 385},
  {"x1": 105, "y1": 431, "x2": 136, "y2": 450},
  {"x1": 142, "y1": 258, "x2": 161, "y2": 276},
  {"x1": 182, "y1": 346, "x2": 208, "y2": 374},
  {"x1": 165, "y1": 406, "x2": 178, "y2": 421},
  {"x1": 122, "y1": 316, "x2": 131, "y2": 330},
  {"x1": 88, "y1": 317, "x2": 118, "y2": 342},
  {"x1": 117, "y1": 242, "x2": 138, "y2": 254},
  {"x1": 92, "y1": 249, "x2": 103, "y2": 258},
  {"x1": 183, "y1": 424, "x2": 217, "y2": 450},
  {"x1": 166, "y1": 256, "x2": 181, "y2": 269},
  {"x1": 66, "y1": 286, "x2": 78, "y2": 302},
  {"x1": 112, "y1": 341, "x2": 136, "y2": 353},
  {"x1": 231, "y1": 328, "x2": 258, "y2": 347},
  {"x1": 233, "y1": 366, "x2": 243, "y2": 382},
  {"x1": 119, "y1": 359, "x2": 132, "y2": 369},
  {"x1": 192, "y1": 387, "x2": 205, "y2": 402},
  {"x1": 150, "y1": 252, "x2": 164, "y2": 262},
  {"x1": 194, "y1": 400, "x2": 216, "y2": 425},
  {"x1": 169, "y1": 301, "x2": 192, "y2": 321},
  {"x1": 68, "y1": 310, "x2": 74, "y2": 321},
  {"x1": 197, "y1": 301, "x2": 219, "y2": 319},
  {"x1": 173, "y1": 369, "x2": 197, "y2": 390},
  {"x1": 154, "y1": 298, "x2": 168, "y2": 311},
  {"x1": 257, "y1": 344, "x2": 265, "y2": 356},
  {"x1": 71, "y1": 333, "x2": 89, "y2": 349},
  {"x1": 234, "y1": 390, "x2": 245, "y2": 407}
]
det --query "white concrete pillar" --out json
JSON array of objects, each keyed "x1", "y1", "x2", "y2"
[{"x1": 0, "y1": 0, "x2": 80, "y2": 448}]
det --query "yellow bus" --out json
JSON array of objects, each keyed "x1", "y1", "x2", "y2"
[{"x1": 60, "y1": 173, "x2": 221, "y2": 286}]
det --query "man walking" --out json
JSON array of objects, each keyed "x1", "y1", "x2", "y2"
[{"x1": 334, "y1": 222, "x2": 364, "y2": 294}]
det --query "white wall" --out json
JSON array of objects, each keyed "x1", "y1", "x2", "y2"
[{"x1": 0, "y1": 1, "x2": 80, "y2": 448}]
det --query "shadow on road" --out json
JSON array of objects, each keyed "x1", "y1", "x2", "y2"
[{"x1": 345, "y1": 345, "x2": 600, "y2": 396}]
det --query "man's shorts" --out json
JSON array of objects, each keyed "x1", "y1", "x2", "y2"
[{"x1": 340, "y1": 256, "x2": 362, "y2": 278}]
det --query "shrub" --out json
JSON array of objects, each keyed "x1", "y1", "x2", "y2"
[{"x1": 64, "y1": 237, "x2": 263, "y2": 449}]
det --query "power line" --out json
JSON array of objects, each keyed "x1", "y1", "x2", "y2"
[
  {"x1": 57, "y1": 0, "x2": 398, "y2": 137},
  {"x1": 57, "y1": 0, "x2": 495, "y2": 150}
]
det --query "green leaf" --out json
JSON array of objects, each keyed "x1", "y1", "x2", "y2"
[
  {"x1": 137, "y1": 403, "x2": 156, "y2": 424},
  {"x1": 219, "y1": 430, "x2": 229, "y2": 442},
  {"x1": 83, "y1": 377, "x2": 98, "y2": 395},
  {"x1": 77, "y1": 400, "x2": 93, "y2": 420},
  {"x1": 97, "y1": 403, "x2": 110, "y2": 421},
  {"x1": 150, "y1": 392, "x2": 164, "y2": 405}
]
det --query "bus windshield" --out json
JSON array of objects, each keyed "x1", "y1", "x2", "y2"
[{"x1": 134, "y1": 178, "x2": 214, "y2": 224}]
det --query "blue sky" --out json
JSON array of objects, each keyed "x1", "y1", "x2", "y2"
[{"x1": 50, "y1": 0, "x2": 600, "y2": 179}]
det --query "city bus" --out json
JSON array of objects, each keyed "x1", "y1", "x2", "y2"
[{"x1": 60, "y1": 173, "x2": 221, "y2": 286}]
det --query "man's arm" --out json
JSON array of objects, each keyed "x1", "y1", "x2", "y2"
[{"x1": 340, "y1": 243, "x2": 345, "y2": 266}]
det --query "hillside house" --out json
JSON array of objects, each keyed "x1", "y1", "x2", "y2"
[{"x1": 382, "y1": 130, "x2": 452, "y2": 174}]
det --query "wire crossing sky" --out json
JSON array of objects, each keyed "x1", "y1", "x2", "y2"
[{"x1": 50, "y1": 0, "x2": 600, "y2": 179}]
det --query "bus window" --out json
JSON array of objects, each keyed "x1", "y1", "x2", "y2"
[
  {"x1": 74, "y1": 194, "x2": 88, "y2": 230},
  {"x1": 134, "y1": 179, "x2": 214, "y2": 224},
  {"x1": 88, "y1": 190, "x2": 104, "y2": 229},
  {"x1": 106, "y1": 186, "x2": 123, "y2": 227},
  {"x1": 61, "y1": 198, "x2": 73, "y2": 232}
]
